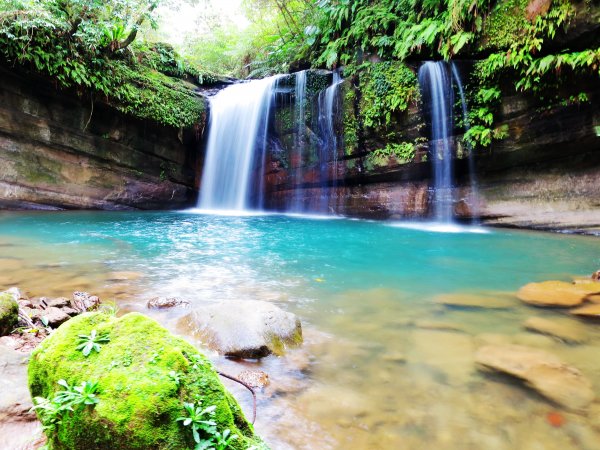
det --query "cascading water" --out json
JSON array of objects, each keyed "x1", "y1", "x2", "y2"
[
  {"x1": 289, "y1": 70, "x2": 308, "y2": 212},
  {"x1": 199, "y1": 76, "x2": 279, "y2": 211},
  {"x1": 418, "y1": 61, "x2": 478, "y2": 223},
  {"x1": 316, "y1": 70, "x2": 343, "y2": 212},
  {"x1": 418, "y1": 61, "x2": 455, "y2": 222},
  {"x1": 451, "y1": 62, "x2": 480, "y2": 222}
]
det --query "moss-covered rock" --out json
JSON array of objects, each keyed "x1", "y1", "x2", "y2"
[
  {"x1": 28, "y1": 312, "x2": 267, "y2": 450},
  {"x1": 0, "y1": 292, "x2": 19, "y2": 336}
]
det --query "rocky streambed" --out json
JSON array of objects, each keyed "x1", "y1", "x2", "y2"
[{"x1": 1, "y1": 271, "x2": 600, "y2": 450}]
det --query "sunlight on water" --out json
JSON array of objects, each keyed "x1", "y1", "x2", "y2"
[
  {"x1": 389, "y1": 221, "x2": 490, "y2": 234},
  {"x1": 0, "y1": 211, "x2": 599, "y2": 449}
]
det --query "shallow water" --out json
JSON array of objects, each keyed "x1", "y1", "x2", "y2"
[{"x1": 1, "y1": 211, "x2": 600, "y2": 449}]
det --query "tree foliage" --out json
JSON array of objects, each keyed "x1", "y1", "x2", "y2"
[{"x1": 0, "y1": 0, "x2": 209, "y2": 127}]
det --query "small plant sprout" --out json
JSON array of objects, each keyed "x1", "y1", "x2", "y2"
[
  {"x1": 214, "y1": 429, "x2": 238, "y2": 450},
  {"x1": 176, "y1": 401, "x2": 217, "y2": 449},
  {"x1": 168, "y1": 370, "x2": 181, "y2": 386},
  {"x1": 77, "y1": 329, "x2": 110, "y2": 356}
]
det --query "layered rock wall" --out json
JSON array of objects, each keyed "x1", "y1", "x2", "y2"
[{"x1": 0, "y1": 67, "x2": 204, "y2": 210}]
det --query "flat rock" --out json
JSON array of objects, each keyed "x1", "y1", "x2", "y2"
[
  {"x1": 182, "y1": 300, "x2": 302, "y2": 358},
  {"x1": 236, "y1": 369, "x2": 270, "y2": 388},
  {"x1": 524, "y1": 316, "x2": 588, "y2": 343},
  {"x1": 106, "y1": 271, "x2": 143, "y2": 281},
  {"x1": 415, "y1": 320, "x2": 467, "y2": 333},
  {"x1": 570, "y1": 303, "x2": 600, "y2": 319},
  {"x1": 475, "y1": 344, "x2": 595, "y2": 411},
  {"x1": 435, "y1": 293, "x2": 515, "y2": 309},
  {"x1": 71, "y1": 291, "x2": 100, "y2": 312},
  {"x1": 517, "y1": 281, "x2": 600, "y2": 307},
  {"x1": 39, "y1": 307, "x2": 71, "y2": 327},
  {"x1": 147, "y1": 297, "x2": 190, "y2": 309}
]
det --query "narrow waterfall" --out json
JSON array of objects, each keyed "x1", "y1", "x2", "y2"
[
  {"x1": 316, "y1": 70, "x2": 343, "y2": 212},
  {"x1": 199, "y1": 76, "x2": 279, "y2": 211},
  {"x1": 418, "y1": 62, "x2": 455, "y2": 222},
  {"x1": 418, "y1": 61, "x2": 477, "y2": 222},
  {"x1": 289, "y1": 70, "x2": 307, "y2": 212},
  {"x1": 451, "y1": 62, "x2": 480, "y2": 222}
]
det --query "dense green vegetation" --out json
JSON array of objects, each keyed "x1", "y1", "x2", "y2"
[
  {"x1": 1, "y1": 0, "x2": 598, "y2": 147},
  {"x1": 184, "y1": 0, "x2": 599, "y2": 150},
  {"x1": 0, "y1": 0, "x2": 212, "y2": 127}
]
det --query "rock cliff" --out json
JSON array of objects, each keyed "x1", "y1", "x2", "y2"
[{"x1": 0, "y1": 67, "x2": 204, "y2": 210}]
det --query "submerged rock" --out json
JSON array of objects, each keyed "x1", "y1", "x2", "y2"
[
  {"x1": 237, "y1": 370, "x2": 270, "y2": 389},
  {"x1": 475, "y1": 344, "x2": 595, "y2": 411},
  {"x1": 435, "y1": 293, "x2": 514, "y2": 309},
  {"x1": 182, "y1": 300, "x2": 302, "y2": 358},
  {"x1": 517, "y1": 281, "x2": 600, "y2": 307},
  {"x1": 0, "y1": 293, "x2": 19, "y2": 336},
  {"x1": 147, "y1": 297, "x2": 190, "y2": 309},
  {"x1": 570, "y1": 303, "x2": 600, "y2": 319},
  {"x1": 523, "y1": 316, "x2": 588, "y2": 343},
  {"x1": 28, "y1": 312, "x2": 266, "y2": 450}
]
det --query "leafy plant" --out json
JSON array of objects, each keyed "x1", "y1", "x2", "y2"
[
  {"x1": 32, "y1": 379, "x2": 100, "y2": 431},
  {"x1": 176, "y1": 401, "x2": 217, "y2": 449},
  {"x1": 213, "y1": 429, "x2": 238, "y2": 450},
  {"x1": 175, "y1": 400, "x2": 238, "y2": 449},
  {"x1": 77, "y1": 329, "x2": 110, "y2": 357}
]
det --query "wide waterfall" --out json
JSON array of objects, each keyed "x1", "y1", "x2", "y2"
[
  {"x1": 418, "y1": 61, "x2": 474, "y2": 222},
  {"x1": 199, "y1": 76, "x2": 279, "y2": 211}
]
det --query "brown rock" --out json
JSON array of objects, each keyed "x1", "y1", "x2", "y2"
[
  {"x1": 436, "y1": 293, "x2": 515, "y2": 309},
  {"x1": 71, "y1": 292, "x2": 100, "y2": 312},
  {"x1": 570, "y1": 303, "x2": 600, "y2": 318},
  {"x1": 592, "y1": 270, "x2": 600, "y2": 281},
  {"x1": 517, "y1": 281, "x2": 600, "y2": 307},
  {"x1": 236, "y1": 370, "x2": 270, "y2": 388},
  {"x1": 47, "y1": 297, "x2": 70, "y2": 308},
  {"x1": 523, "y1": 317, "x2": 588, "y2": 343},
  {"x1": 147, "y1": 297, "x2": 190, "y2": 309},
  {"x1": 39, "y1": 307, "x2": 71, "y2": 327},
  {"x1": 475, "y1": 344, "x2": 595, "y2": 411}
]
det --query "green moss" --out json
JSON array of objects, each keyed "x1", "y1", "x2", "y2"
[
  {"x1": 480, "y1": 0, "x2": 530, "y2": 51},
  {"x1": 0, "y1": 293, "x2": 18, "y2": 336},
  {"x1": 341, "y1": 82, "x2": 359, "y2": 156},
  {"x1": 109, "y1": 60, "x2": 205, "y2": 129},
  {"x1": 358, "y1": 62, "x2": 420, "y2": 130},
  {"x1": 28, "y1": 312, "x2": 266, "y2": 450},
  {"x1": 306, "y1": 71, "x2": 331, "y2": 96}
]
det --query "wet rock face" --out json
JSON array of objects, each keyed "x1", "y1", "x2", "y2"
[
  {"x1": 475, "y1": 344, "x2": 595, "y2": 411},
  {"x1": 182, "y1": 300, "x2": 302, "y2": 359},
  {"x1": 260, "y1": 65, "x2": 600, "y2": 231},
  {"x1": 0, "y1": 67, "x2": 202, "y2": 211}
]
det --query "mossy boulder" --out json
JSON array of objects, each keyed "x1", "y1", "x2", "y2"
[
  {"x1": 28, "y1": 312, "x2": 267, "y2": 450},
  {"x1": 0, "y1": 292, "x2": 19, "y2": 336}
]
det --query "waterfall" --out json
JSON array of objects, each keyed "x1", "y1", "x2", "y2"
[
  {"x1": 289, "y1": 70, "x2": 307, "y2": 212},
  {"x1": 199, "y1": 76, "x2": 279, "y2": 211},
  {"x1": 316, "y1": 70, "x2": 343, "y2": 212},
  {"x1": 418, "y1": 62, "x2": 454, "y2": 222},
  {"x1": 451, "y1": 62, "x2": 480, "y2": 222},
  {"x1": 418, "y1": 61, "x2": 478, "y2": 222}
]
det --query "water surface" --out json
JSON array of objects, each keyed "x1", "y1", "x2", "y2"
[{"x1": 1, "y1": 211, "x2": 599, "y2": 449}]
